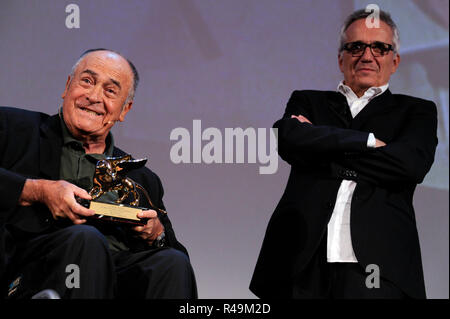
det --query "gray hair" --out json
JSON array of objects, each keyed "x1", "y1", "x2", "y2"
[
  {"x1": 338, "y1": 9, "x2": 400, "y2": 56},
  {"x1": 69, "y1": 48, "x2": 140, "y2": 105}
]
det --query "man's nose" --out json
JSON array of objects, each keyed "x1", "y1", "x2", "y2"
[
  {"x1": 360, "y1": 46, "x2": 375, "y2": 62},
  {"x1": 86, "y1": 84, "x2": 102, "y2": 103}
]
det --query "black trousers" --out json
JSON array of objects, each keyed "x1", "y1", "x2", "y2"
[
  {"x1": 293, "y1": 237, "x2": 407, "y2": 299},
  {"x1": 326, "y1": 262, "x2": 407, "y2": 299},
  {"x1": 7, "y1": 225, "x2": 197, "y2": 299}
]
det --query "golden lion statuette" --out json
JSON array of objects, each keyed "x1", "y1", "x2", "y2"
[{"x1": 76, "y1": 155, "x2": 165, "y2": 226}]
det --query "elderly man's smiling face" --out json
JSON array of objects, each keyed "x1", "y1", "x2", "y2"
[
  {"x1": 61, "y1": 50, "x2": 134, "y2": 141},
  {"x1": 338, "y1": 19, "x2": 400, "y2": 97}
]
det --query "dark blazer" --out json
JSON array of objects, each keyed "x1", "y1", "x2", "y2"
[
  {"x1": 0, "y1": 107, "x2": 188, "y2": 284},
  {"x1": 250, "y1": 89, "x2": 438, "y2": 299}
]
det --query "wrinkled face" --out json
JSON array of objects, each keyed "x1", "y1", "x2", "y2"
[
  {"x1": 338, "y1": 19, "x2": 400, "y2": 96},
  {"x1": 62, "y1": 51, "x2": 134, "y2": 140}
]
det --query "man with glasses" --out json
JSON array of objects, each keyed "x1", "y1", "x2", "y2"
[{"x1": 251, "y1": 9, "x2": 437, "y2": 299}]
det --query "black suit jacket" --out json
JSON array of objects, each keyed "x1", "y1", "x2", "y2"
[
  {"x1": 250, "y1": 90, "x2": 438, "y2": 299},
  {"x1": 0, "y1": 107, "x2": 188, "y2": 283}
]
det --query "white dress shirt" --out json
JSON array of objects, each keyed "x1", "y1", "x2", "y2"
[{"x1": 326, "y1": 81, "x2": 389, "y2": 262}]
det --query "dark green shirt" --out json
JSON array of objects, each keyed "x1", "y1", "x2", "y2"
[
  {"x1": 58, "y1": 113, "x2": 129, "y2": 252},
  {"x1": 59, "y1": 114, "x2": 114, "y2": 193}
]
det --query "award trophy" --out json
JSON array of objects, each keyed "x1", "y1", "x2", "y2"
[{"x1": 76, "y1": 155, "x2": 162, "y2": 226}]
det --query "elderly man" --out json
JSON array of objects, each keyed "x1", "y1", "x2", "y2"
[
  {"x1": 0, "y1": 49, "x2": 197, "y2": 298},
  {"x1": 251, "y1": 9, "x2": 437, "y2": 299}
]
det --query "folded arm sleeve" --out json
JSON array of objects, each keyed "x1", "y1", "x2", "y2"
[
  {"x1": 339, "y1": 101, "x2": 438, "y2": 186},
  {"x1": 274, "y1": 91, "x2": 370, "y2": 166}
]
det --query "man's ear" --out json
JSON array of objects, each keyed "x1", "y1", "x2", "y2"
[
  {"x1": 61, "y1": 75, "x2": 72, "y2": 99},
  {"x1": 119, "y1": 101, "x2": 133, "y2": 122},
  {"x1": 391, "y1": 53, "x2": 401, "y2": 75},
  {"x1": 338, "y1": 53, "x2": 344, "y2": 73}
]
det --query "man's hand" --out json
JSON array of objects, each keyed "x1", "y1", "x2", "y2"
[
  {"x1": 291, "y1": 114, "x2": 312, "y2": 124},
  {"x1": 133, "y1": 210, "x2": 165, "y2": 244},
  {"x1": 375, "y1": 138, "x2": 386, "y2": 148},
  {"x1": 19, "y1": 179, "x2": 96, "y2": 224}
]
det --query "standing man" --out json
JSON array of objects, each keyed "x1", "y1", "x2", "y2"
[
  {"x1": 251, "y1": 9, "x2": 437, "y2": 299},
  {"x1": 0, "y1": 49, "x2": 197, "y2": 298}
]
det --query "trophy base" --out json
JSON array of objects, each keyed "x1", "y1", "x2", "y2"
[{"x1": 76, "y1": 197, "x2": 148, "y2": 226}]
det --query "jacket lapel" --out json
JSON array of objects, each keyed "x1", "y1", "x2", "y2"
[
  {"x1": 326, "y1": 91, "x2": 353, "y2": 128},
  {"x1": 39, "y1": 114, "x2": 63, "y2": 180},
  {"x1": 351, "y1": 89, "x2": 396, "y2": 130}
]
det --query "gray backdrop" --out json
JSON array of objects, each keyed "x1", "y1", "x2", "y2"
[{"x1": 0, "y1": 0, "x2": 448, "y2": 298}]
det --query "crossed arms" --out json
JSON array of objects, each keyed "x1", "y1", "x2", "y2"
[{"x1": 274, "y1": 91, "x2": 438, "y2": 187}]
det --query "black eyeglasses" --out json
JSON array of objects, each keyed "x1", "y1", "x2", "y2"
[{"x1": 342, "y1": 41, "x2": 394, "y2": 57}]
